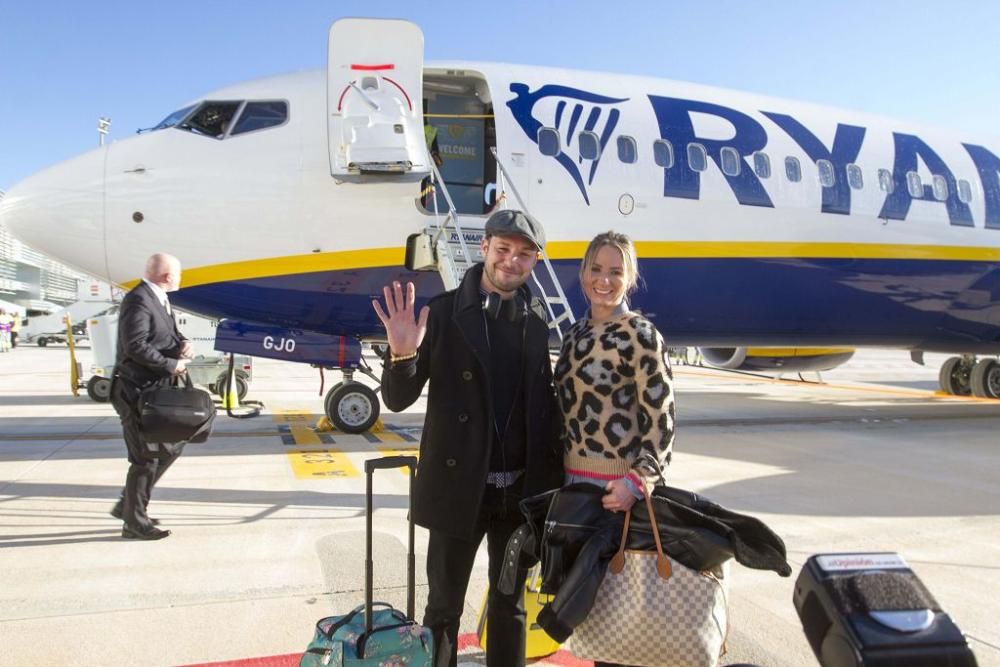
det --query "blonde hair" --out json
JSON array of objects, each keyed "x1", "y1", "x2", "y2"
[{"x1": 579, "y1": 231, "x2": 640, "y2": 298}]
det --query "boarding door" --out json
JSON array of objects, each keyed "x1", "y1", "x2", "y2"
[{"x1": 327, "y1": 18, "x2": 426, "y2": 176}]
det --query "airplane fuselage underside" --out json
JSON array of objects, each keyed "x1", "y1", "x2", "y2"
[{"x1": 170, "y1": 255, "x2": 1000, "y2": 354}]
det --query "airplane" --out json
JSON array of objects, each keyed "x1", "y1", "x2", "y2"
[{"x1": 2, "y1": 17, "x2": 999, "y2": 432}]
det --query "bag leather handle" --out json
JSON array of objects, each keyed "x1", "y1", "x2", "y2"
[{"x1": 609, "y1": 492, "x2": 671, "y2": 580}]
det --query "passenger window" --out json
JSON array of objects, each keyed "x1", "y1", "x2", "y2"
[
  {"x1": 932, "y1": 175, "x2": 949, "y2": 201},
  {"x1": 231, "y1": 101, "x2": 288, "y2": 135},
  {"x1": 653, "y1": 139, "x2": 674, "y2": 168},
  {"x1": 906, "y1": 171, "x2": 923, "y2": 198},
  {"x1": 785, "y1": 157, "x2": 802, "y2": 183},
  {"x1": 878, "y1": 168, "x2": 895, "y2": 193},
  {"x1": 753, "y1": 152, "x2": 771, "y2": 179},
  {"x1": 179, "y1": 101, "x2": 243, "y2": 138},
  {"x1": 687, "y1": 143, "x2": 708, "y2": 172},
  {"x1": 720, "y1": 147, "x2": 741, "y2": 176},
  {"x1": 958, "y1": 179, "x2": 973, "y2": 203},
  {"x1": 846, "y1": 164, "x2": 864, "y2": 190},
  {"x1": 617, "y1": 136, "x2": 638, "y2": 164},
  {"x1": 538, "y1": 127, "x2": 561, "y2": 157},
  {"x1": 579, "y1": 131, "x2": 601, "y2": 160},
  {"x1": 817, "y1": 159, "x2": 835, "y2": 187}
]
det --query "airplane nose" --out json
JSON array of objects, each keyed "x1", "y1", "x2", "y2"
[{"x1": 0, "y1": 147, "x2": 106, "y2": 274}]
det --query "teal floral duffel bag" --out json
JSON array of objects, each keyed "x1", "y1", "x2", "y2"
[{"x1": 300, "y1": 602, "x2": 432, "y2": 667}]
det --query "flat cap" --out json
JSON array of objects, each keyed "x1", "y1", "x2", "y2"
[{"x1": 484, "y1": 209, "x2": 546, "y2": 251}]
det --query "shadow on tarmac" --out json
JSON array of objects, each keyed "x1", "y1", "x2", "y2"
[
  {"x1": 0, "y1": 528, "x2": 126, "y2": 549},
  {"x1": 0, "y1": 481, "x2": 410, "y2": 550},
  {"x1": 0, "y1": 394, "x2": 95, "y2": 407}
]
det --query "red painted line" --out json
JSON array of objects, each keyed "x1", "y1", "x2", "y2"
[
  {"x1": 181, "y1": 635, "x2": 590, "y2": 667},
  {"x1": 351, "y1": 63, "x2": 395, "y2": 71},
  {"x1": 338, "y1": 336, "x2": 346, "y2": 368},
  {"x1": 336, "y1": 83, "x2": 352, "y2": 111},
  {"x1": 180, "y1": 653, "x2": 300, "y2": 667},
  {"x1": 336, "y1": 76, "x2": 413, "y2": 112},
  {"x1": 382, "y1": 76, "x2": 413, "y2": 112}
]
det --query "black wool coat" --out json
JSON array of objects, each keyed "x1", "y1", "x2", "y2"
[{"x1": 380, "y1": 264, "x2": 564, "y2": 539}]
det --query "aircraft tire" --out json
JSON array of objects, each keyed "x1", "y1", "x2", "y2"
[
  {"x1": 86, "y1": 376, "x2": 112, "y2": 402},
  {"x1": 970, "y1": 358, "x2": 1000, "y2": 399},
  {"x1": 37, "y1": 337, "x2": 48, "y2": 347},
  {"x1": 326, "y1": 382, "x2": 380, "y2": 434},
  {"x1": 938, "y1": 356, "x2": 972, "y2": 396},
  {"x1": 322, "y1": 382, "x2": 345, "y2": 418}
]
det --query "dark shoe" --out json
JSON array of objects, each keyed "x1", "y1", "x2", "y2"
[
  {"x1": 110, "y1": 503, "x2": 160, "y2": 525},
  {"x1": 121, "y1": 525, "x2": 171, "y2": 540}
]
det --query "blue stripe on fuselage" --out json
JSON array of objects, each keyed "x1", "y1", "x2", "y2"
[{"x1": 170, "y1": 258, "x2": 1000, "y2": 353}]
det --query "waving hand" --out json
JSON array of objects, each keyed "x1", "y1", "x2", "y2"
[{"x1": 371, "y1": 281, "x2": 429, "y2": 357}]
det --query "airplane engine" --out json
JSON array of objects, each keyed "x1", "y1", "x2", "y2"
[{"x1": 699, "y1": 347, "x2": 855, "y2": 373}]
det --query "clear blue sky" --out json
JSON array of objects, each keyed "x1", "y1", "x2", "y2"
[{"x1": 2, "y1": 0, "x2": 998, "y2": 191}]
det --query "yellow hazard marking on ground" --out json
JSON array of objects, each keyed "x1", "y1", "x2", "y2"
[
  {"x1": 272, "y1": 409, "x2": 314, "y2": 423},
  {"x1": 286, "y1": 448, "x2": 360, "y2": 479},
  {"x1": 275, "y1": 409, "x2": 360, "y2": 478},
  {"x1": 288, "y1": 425, "x2": 323, "y2": 446},
  {"x1": 378, "y1": 445, "x2": 420, "y2": 474}
]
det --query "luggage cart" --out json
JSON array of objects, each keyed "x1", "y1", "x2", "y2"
[{"x1": 84, "y1": 313, "x2": 252, "y2": 403}]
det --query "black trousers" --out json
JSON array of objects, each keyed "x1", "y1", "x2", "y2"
[
  {"x1": 424, "y1": 483, "x2": 528, "y2": 667},
  {"x1": 110, "y1": 377, "x2": 184, "y2": 529}
]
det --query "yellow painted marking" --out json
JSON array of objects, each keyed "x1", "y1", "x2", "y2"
[
  {"x1": 118, "y1": 241, "x2": 1000, "y2": 291},
  {"x1": 745, "y1": 347, "x2": 855, "y2": 357},
  {"x1": 289, "y1": 425, "x2": 322, "y2": 446},
  {"x1": 286, "y1": 448, "x2": 360, "y2": 479},
  {"x1": 272, "y1": 409, "x2": 313, "y2": 423},
  {"x1": 625, "y1": 241, "x2": 1000, "y2": 262},
  {"x1": 377, "y1": 445, "x2": 420, "y2": 474},
  {"x1": 123, "y1": 247, "x2": 406, "y2": 289}
]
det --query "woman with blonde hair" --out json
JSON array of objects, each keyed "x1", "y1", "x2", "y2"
[{"x1": 552, "y1": 231, "x2": 675, "y2": 667}]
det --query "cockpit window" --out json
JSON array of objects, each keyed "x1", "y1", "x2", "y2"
[
  {"x1": 231, "y1": 101, "x2": 289, "y2": 135},
  {"x1": 151, "y1": 104, "x2": 196, "y2": 131},
  {"x1": 179, "y1": 101, "x2": 242, "y2": 138}
]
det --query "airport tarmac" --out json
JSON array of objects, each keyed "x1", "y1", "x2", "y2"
[{"x1": 1, "y1": 344, "x2": 998, "y2": 666}]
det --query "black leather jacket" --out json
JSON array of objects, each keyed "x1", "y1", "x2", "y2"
[{"x1": 501, "y1": 483, "x2": 792, "y2": 642}]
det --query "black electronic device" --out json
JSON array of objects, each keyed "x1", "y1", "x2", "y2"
[
  {"x1": 482, "y1": 291, "x2": 526, "y2": 323},
  {"x1": 793, "y1": 552, "x2": 977, "y2": 667}
]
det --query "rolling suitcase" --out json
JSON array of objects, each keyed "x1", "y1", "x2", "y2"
[{"x1": 300, "y1": 456, "x2": 433, "y2": 666}]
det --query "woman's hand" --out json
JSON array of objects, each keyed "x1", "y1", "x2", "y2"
[{"x1": 603, "y1": 478, "x2": 638, "y2": 513}]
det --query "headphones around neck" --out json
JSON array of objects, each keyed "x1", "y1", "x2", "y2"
[{"x1": 483, "y1": 291, "x2": 527, "y2": 323}]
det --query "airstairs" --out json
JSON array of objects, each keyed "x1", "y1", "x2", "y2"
[{"x1": 407, "y1": 149, "x2": 576, "y2": 342}]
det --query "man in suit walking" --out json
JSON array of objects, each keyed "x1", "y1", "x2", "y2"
[{"x1": 110, "y1": 253, "x2": 194, "y2": 540}]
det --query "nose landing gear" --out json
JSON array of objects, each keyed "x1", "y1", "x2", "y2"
[{"x1": 323, "y1": 368, "x2": 381, "y2": 433}]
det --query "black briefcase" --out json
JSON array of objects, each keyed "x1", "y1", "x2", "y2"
[{"x1": 138, "y1": 373, "x2": 216, "y2": 445}]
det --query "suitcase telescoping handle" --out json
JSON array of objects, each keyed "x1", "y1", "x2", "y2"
[{"x1": 364, "y1": 455, "x2": 418, "y2": 635}]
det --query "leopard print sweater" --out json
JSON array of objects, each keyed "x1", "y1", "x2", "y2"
[{"x1": 554, "y1": 312, "x2": 675, "y2": 483}]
